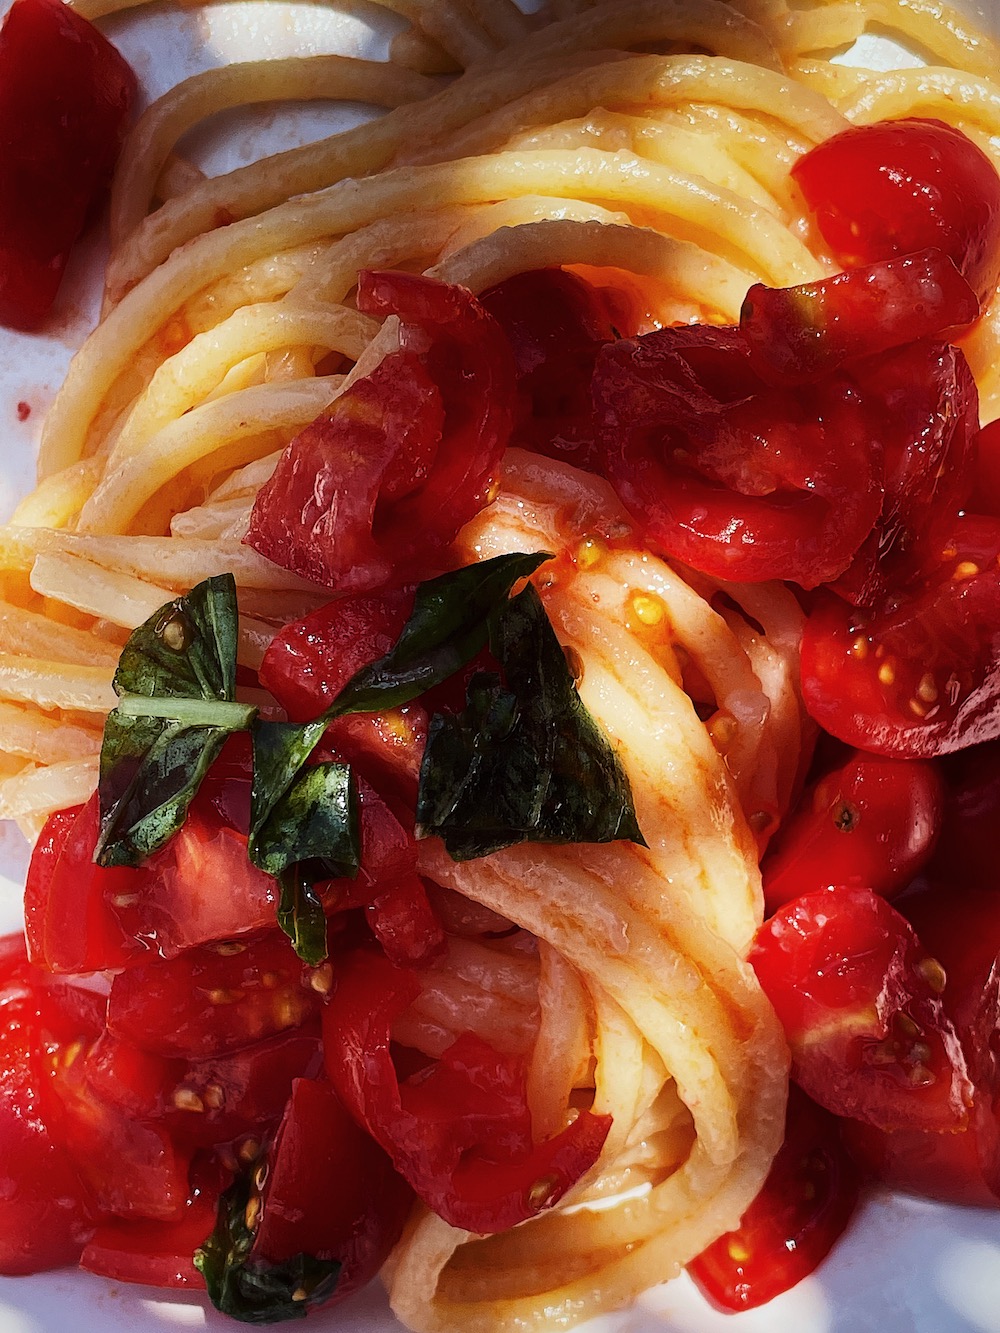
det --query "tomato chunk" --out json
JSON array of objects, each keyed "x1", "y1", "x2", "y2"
[
  {"x1": 0, "y1": 0, "x2": 136, "y2": 329},
  {"x1": 740, "y1": 250, "x2": 978, "y2": 386},
  {"x1": 793, "y1": 118, "x2": 1000, "y2": 302},
  {"x1": 688, "y1": 1087, "x2": 860, "y2": 1311},
  {"x1": 246, "y1": 271, "x2": 515, "y2": 593},
  {"x1": 761, "y1": 750, "x2": 943, "y2": 913},
  {"x1": 593, "y1": 324, "x2": 883, "y2": 587},
  {"x1": 323, "y1": 948, "x2": 611, "y2": 1233},
  {"x1": 750, "y1": 887, "x2": 972, "y2": 1133},
  {"x1": 802, "y1": 515, "x2": 1000, "y2": 757}
]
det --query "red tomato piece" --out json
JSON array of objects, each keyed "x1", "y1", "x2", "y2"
[
  {"x1": 323, "y1": 948, "x2": 611, "y2": 1233},
  {"x1": 688, "y1": 1087, "x2": 860, "y2": 1311},
  {"x1": 971, "y1": 417, "x2": 1000, "y2": 518},
  {"x1": 246, "y1": 271, "x2": 515, "y2": 592},
  {"x1": 0, "y1": 0, "x2": 136, "y2": 329},
  {"x1": 24, "y1": 796, "x2": 144, "y2": 973},
  {"x1": 0, "y1": 937, "x2": 97, "y2": 1273},
  {"x1": 480, "y1": 267, "x2": 635, "y2": 471},
  {"x1": 740, "y1": 251, "x2": 979, "y2": 385},
  {"x1": 750, "y1": 887, "x2": 972, "y2": 1133},
  {"x1": 931, "y1": 740, "x2": 1000, "y2": 889},
  {"x1": 793, "y1": 118, "x2": 1000, "y2": 302},
  {"x1": 762, "y1": 750, "x2": 943, "y2": 913},
  {"x1": 81, "y1": 1158, "x2": 227, "y2": 1289},
  {"x1": 802, "y1": 515, "x2": 1000, "y2": 757},
  {"x1": 593, "y1": 324, "x2": 883, "y2": 587},
  {"x1": 252, "y1": 1078, "x2": 413, "y2": 1305},
  {"x1": 107, "y1": 931, "x2": 322, "y2": 1060},
  {"x1": 831, "y1": 341, "x2": 979, "y2": 607}
]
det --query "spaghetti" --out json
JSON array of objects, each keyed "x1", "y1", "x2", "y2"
[{"x1": 1, "y1": 0, "x2": 998, "y2": 1328}]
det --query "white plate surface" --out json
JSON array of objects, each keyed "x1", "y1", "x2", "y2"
[{"x1": 0, "y1": 3, "x2": 999, "y2": 1331}]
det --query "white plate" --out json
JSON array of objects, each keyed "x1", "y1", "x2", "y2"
[{"x1": 0, "y1": 3, "x2": 999, "y2": 1331}]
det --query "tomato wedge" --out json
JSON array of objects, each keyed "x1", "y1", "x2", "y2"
[
  {"x1": 688, "y1": 1087, "x2": 860, "y2": 1311},
  {"x1": 750, "y1": 887, "x2": 972, "y2": 1133},
  {"x1": 593, "y1": 324, "x2": 883, "y2": 587},
  {"x1": 793, "y1": 118, "x2": 1000, "y2": 302}
]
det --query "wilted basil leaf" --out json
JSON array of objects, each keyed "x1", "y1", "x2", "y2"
[
  {"x1": 327, "y1": 551, "x2": 551, "y2": 717},
  {"x1": 416, "y1": 583, "x2": 645, "y2": 859},
  {"x1": 96, "y1": 575, "x2": 255, "y2": 866},
  {"x1": 195, "y1": 1160, "x2": 340, "y2": 1325}
]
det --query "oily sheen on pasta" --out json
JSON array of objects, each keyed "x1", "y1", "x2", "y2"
[{"x1": 2, "y1": 0, "x2": 999, "y2": 1329}]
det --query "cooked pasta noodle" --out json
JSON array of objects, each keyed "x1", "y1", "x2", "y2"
[{"x1": 4, "y1": 0, "x2": 999, "y2": 1326}]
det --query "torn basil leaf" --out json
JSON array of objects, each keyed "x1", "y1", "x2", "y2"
[
  {"x1": 96, "y1": 575, "x2": 253, "y2": 866},
  {"x1": 327, "y1": 551, "x2": 551, "y2": 717},
  {"x1": 195, "y1": 1159, "x2": 340, "y2": 1325},
  {"x1": 416, "y1": 583, "x2": 645, "y2": 860}
]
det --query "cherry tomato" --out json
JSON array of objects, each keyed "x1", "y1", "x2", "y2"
[
  {"x1": 107, "y1": 931, "x2": 322, "y2": 1060},
  {"x1": 247, "y1": 271, "x2": 515, "y2": 592},
  {"x1": 0, "y1": 937, "x2": 97, "y2": 1273},
  {"x1": 688, "y1": 1087, "x2": 860, "y2": 1311},
  {"x1": 593, "y1": 324, "x2": 883, "y2": 587},
  {"x1": 0, "y1": 0, "x2": 136, "y2": 329},
  {"x1": 740, "y1": 250, "x2": 978, "y2": 386},
  {"x1": 480, "y1": 267, "x2": 634, "y2": 471},
  {"x1": 251, "y1": 1078, "x2": 413, "y2": 1306},
  {"x1": 845, "y1": 875, "x2": 1000, "y2": 1207},
  {"x1": 750, "y1": 887, "x2": 972, "y2": 1133},
  {"x1": 323, "y1": 947, "x2": 611, "y2": 1233},
  {"x1": 802, "y1": 514, "x2": 1000, "y2": 757},
  {"x1": 24, "y1": 796, "x2": 145, "y2": 974},
  {"x1": 793, "y1": 118, "x2": 1000, "y2": 302},
  {"x1": 762, "y1": 750, "x2": 943, "y2": 913}
]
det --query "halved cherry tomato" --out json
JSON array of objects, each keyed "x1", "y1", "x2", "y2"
[
  {"x1": 251, "y1": 1078, "x2": 413, "y2": 1305},
  {"x1": 688, "y1": 1087, "x2": 860, "y2": 1311},
  {"x1": 593, "y1": 324, "x2": 883, "y2": 587},
  {"x1": 792, "y1": 118, "x2": 1000, "y2": 302},
  {"x1": 762, "y1": 750, "x2": 943, "y2": 913},
  {"x1": 740, "y1": 250, "x2": 978, "y2": 386},
  {"x1": 0, "y1": 937, "x2": 98, "y2": 1273},
  {"x1": 323, "y1": 947, "x2": 611, "y2": 1233},
  {"x1": 107, "y1": 930, "x2": 322, "y2": 1059},
  {"x1": 24, "y1": 796, "x2": 144, "y2": 973},
  {"x1": 0, "y1": 0, "x2": 137, "y2": 329},
  {"x1": 750, "y1": 887, "x2": 972, "y2": 1133},
  {"x1": 802, "y1": 514, "x2": 1000, "y2": 757},
  {"x1": 246, "y1": 272, "x2": 515, "y2": 593}
]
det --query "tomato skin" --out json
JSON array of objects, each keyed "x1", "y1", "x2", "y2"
[
  {"x1": 0, "y1": 0, "x2": 136, "y2": 329},
  {"x1": 593, "y1": 324, "x2": 883, "y2": 587},
  {"x1": 323, "y1": 948, "x2": 611, "y2": 1233},
  {"x1": 25, "y1": 797, "x2": 144, "y2": 973},
  {"x1": 750, "y1": 887, "x2": 972, "y2": 1133},
  {"x1": 761, "y1": 750, "x2": 943, "y2": 913},
  {"x1": 81, "y1": 1177, "x2": 222, "y2": 1289},
  {"x1": 688, "y1": 1087, "x2": 860, "y2": 1311},
  {"x1": 802, "y1": 515, "x2": 1000, "y2": 757},
  {"x1": 792, "y1": 118, "x2": 1000, "y2": 302},
  {"x1": 251, "y1": 1078, "x2": 413, "y2": 1305},
  {"x1": 971, "y1": 418, "x2": 1000, "y2": 518},
  {"x1": 107, "y1": 931, "x2": 322, "y2": 1060},
  {"x1": 740, "y1": 251, "x2": 979, "y2": 386}
]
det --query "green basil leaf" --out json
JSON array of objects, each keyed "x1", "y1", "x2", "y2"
[
  {"x1": 416, "y1": 583, "x2": 645, "y2": 860},
  {"x1": 195, "y1": 1159, "x2": 340, "y2": 1325},
  {"x1": 96, "y1": 575, "x2": 250, "y2": 866},
  {"x1": 327, "y1": 551, "x2": 552, "y2": 717},
  {"x1": 276, "y1": 866, "x2": 329, "y2": 968}
]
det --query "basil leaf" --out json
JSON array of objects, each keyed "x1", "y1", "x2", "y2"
[
  {"x1": 327, "y1": 551, "x2": 552, "y2": 717},
  {"x1": 249, "y1": 723, "x2": 360, "y2": 964},
  {"x1": 195, "y1": 1160, "x2": 340, "y2": 1325},
  {"x1": 96, "y1": 575, "x2": 251, "y2": 866},
  {"x1": 416, "y1": 583, "x2": 645, "y2": 859}
]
